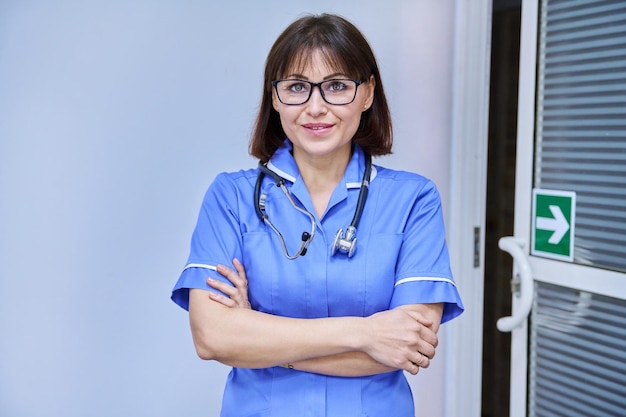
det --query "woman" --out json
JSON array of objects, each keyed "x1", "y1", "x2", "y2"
[{"x1": 171, "y1": 13, "x2": 463, "y2": 417}]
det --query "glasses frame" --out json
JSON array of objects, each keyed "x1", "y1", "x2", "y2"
[{"x1": 271, "y1": 78, "x2": 364, "y2": 106}]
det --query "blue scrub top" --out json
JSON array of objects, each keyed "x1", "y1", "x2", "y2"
[{"x1": 172, "y1": 140, "x2": 464, "y2": 417}]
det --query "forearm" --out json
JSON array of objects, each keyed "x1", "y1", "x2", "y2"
[
  {"x1": 290, "y1": 351, "x2": 396, "y2": 377},
  {"x1": 190, "y1": 289, "x2": 366, "y2": 369},
  {"x1": 290, "y1": 303, "x2": 444, "y2": 377},
  {"x1": 193, "y1": 285, "x2": 441, "y2": 374}
]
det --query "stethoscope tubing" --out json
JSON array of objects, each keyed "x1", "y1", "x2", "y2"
[
  {"x1": 349, "y1": 153, "x2": 371, "y2": 230},
  {"x1": 254, "y1": 153, "x2": 371, "y2": 259},
  {"x1": 255, "y1": 163, "x2": 316, "y2": 259}
]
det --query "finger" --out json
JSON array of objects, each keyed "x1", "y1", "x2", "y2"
[
  {"x1": 217, "y1": 262, "x2": 247, "y2": 289},
  {"x1": 407, "y1": 361, "x2": 420, "y2": 375},
  {"x1": 416, "y1": 316, "x2": 434, "y2": 328},
  {"x1": 232, "y1": 258, "x2": 247, "y2": 280},
  {"x1": 417, "y1": 340, "x2": 437, "y2": 360},
  {"x1": 417, "y1": 325, "x2": 439, "y2": 351},
  {"x1": 404, "y1": 310, "x2": 433, "y2": 327},
  {"x1": 230, "y1": 259, "x2": 249, "y2": 291},
  {"x1": 229, "y1": 259, "x2": 250, "y2": 307},
  {"x1": 208, "y1": 291, "x2": 236, "y2": 308},
  {"x1": 417, "y1": 353, "x2": 431, "y2": 369},
  {"x1": 223, "y1": 261, "x2": 247, "y2": 303},
  {"x1": 207, "y1": 277, "x2": 238, "y2": 298},
  {"x1": 215, "y1": 267, "x2": 246, "y2": 297},
  {"x1": 216, "y1": 264, "x2": 237, "y2": 281},
  {"x1": 409, "y1": 353, "x2": 430, "y2": 370}
]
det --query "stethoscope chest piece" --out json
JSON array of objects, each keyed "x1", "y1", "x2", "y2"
[{"x1": 332, "y1": 226, "x2": 358, "y2": 258}]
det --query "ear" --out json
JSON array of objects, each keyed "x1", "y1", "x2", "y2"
[
  {"x1": 272, "y1": 91, "x2": 280, "y2": 112},
  {"x1": 362, "y1": 75, "x2": 376, "y2": 111}
]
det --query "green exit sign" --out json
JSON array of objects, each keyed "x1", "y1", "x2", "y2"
[{"x1": 531, "y1": 189, "x2": 576, "y2": 262}]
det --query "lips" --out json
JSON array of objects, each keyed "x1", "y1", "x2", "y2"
[{"x1": 302, "y1": 123, "x2": 334, "y2": 133}]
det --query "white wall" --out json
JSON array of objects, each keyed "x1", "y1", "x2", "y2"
[{"x1": 0, "y1": 1, "x2": 457, "y2": 416}]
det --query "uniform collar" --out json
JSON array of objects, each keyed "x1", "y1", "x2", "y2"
[{"x1": 266, "y1": 139, "x2": 377, "y2": 188}]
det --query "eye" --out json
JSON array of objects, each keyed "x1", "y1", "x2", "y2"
[
  {"x1": 285, "y1": 81, "x2": 309, "y2": 93},
  {"x1": 325, "y1": 80, "x2": 348, "y2": 92}
]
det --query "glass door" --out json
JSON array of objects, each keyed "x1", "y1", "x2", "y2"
[{"x1": 501, "y1": 1, "x2": 626, "y2": 416}]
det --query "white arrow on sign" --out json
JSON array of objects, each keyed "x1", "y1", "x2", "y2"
[{"x1": 536, "y1": 205, "x2": 570, "y2": 244}]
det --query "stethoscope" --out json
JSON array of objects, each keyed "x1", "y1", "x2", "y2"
[{"x1": 254, "y1": 154, "x2": 372, "y2": 260}]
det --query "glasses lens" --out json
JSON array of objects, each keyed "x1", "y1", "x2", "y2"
[
  {"x1": 275, "y1": 80, "x2": 312, "y2": 105},
  {"x1": 320, "y1": 80, "x2": 358, "y2": 105},
  {"x1": 275, "y1": 79, "x2": 359, "y2": 105}
]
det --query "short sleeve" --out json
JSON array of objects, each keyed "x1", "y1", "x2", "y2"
[
  {"x1": 389, "y1": 180, "x2": 464, "y2": 323},
  {"x1": 171, "y1": 173, "x2": 244, "y2": 311}
]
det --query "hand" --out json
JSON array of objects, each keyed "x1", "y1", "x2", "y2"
[
  {"x1": 362, "y1": 308, "x2": 438, "y2": 375},
  {"x1": 206, "y1": 258, "x2": 251, "y2": 309}
]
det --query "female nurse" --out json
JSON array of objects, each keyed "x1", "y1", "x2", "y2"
[{"x1": 171, "y1": 13, "x2": 464, "y2": 417}]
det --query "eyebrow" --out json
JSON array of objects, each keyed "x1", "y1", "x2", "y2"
[{"x1": 283, "y1": 72, "x2": 348, "y2": 81}]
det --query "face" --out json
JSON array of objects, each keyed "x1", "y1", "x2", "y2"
[{"x1": 272, "y1": 50, "x2": 375, "y2": 165}]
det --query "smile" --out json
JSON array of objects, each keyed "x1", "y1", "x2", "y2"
[{"x1": 303, "y1": 123, "x2": 334, "y2": 132}]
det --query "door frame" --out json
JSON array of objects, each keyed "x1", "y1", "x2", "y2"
[
  {"x1": 445, "y1": 0, "x2": 493, "y2": 416},
  {"x1": 506, "y1": 1, "x2": 541, "y2": 416}
]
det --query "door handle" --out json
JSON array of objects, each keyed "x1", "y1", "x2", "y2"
[{"x1": 496, "y1": 237, "x2": 533, "y2": 332}]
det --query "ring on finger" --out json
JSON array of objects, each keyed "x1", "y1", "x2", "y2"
[{"x1": 416, "y1": 353, "x2": 427, "y2": 366}]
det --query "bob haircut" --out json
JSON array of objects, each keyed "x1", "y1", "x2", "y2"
[{"x1": 249, "y1": 13, "x2": 393, "y2": 162}]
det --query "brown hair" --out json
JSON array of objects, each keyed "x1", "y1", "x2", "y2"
[{"x1": 249, "y1": 13, "x2": 393, "y2": 162}]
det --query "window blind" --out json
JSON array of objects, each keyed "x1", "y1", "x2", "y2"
[
  {"x1": 530, "y1": 282, "x2": 626, "y2": 417},
  {"x1": 535, "y1": 0, "x2": 626, "y2": 272}
]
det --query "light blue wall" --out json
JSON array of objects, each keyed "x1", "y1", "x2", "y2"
[{"x1": 0, "y1": 1, "x2": 455, "y2": 416}]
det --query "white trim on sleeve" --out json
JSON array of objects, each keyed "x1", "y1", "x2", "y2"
[
  {"x1": 395, "y1": 276, "x2": 458, "y2": 287},
  {"x1": 182, "y1": 263, "x2": 217, "y2": 272}
]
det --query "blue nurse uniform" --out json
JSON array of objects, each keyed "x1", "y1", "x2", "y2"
[{"x1": 172, "y1": 140, "x2": 464, "y2": 417}]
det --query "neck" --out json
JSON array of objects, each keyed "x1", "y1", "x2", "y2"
[
  {"x1": 292, "y1": 148, "x2": 351, "y2": 218},
  {"x1": 294, "y1": 150, "x2": 351, "y2": 193}
]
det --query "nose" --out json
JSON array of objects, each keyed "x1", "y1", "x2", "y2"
[{"x1": 306, "y1": 85, "x2": 328, "y2": 115}]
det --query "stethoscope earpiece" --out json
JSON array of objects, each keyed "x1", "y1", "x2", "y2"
[{"x1": 299, "y1": 232, "x2": 311, "y2": 256}]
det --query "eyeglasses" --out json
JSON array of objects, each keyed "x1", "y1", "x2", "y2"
[{"x1": 272, "y1": 79, "x2": 364, "y2": 106}]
